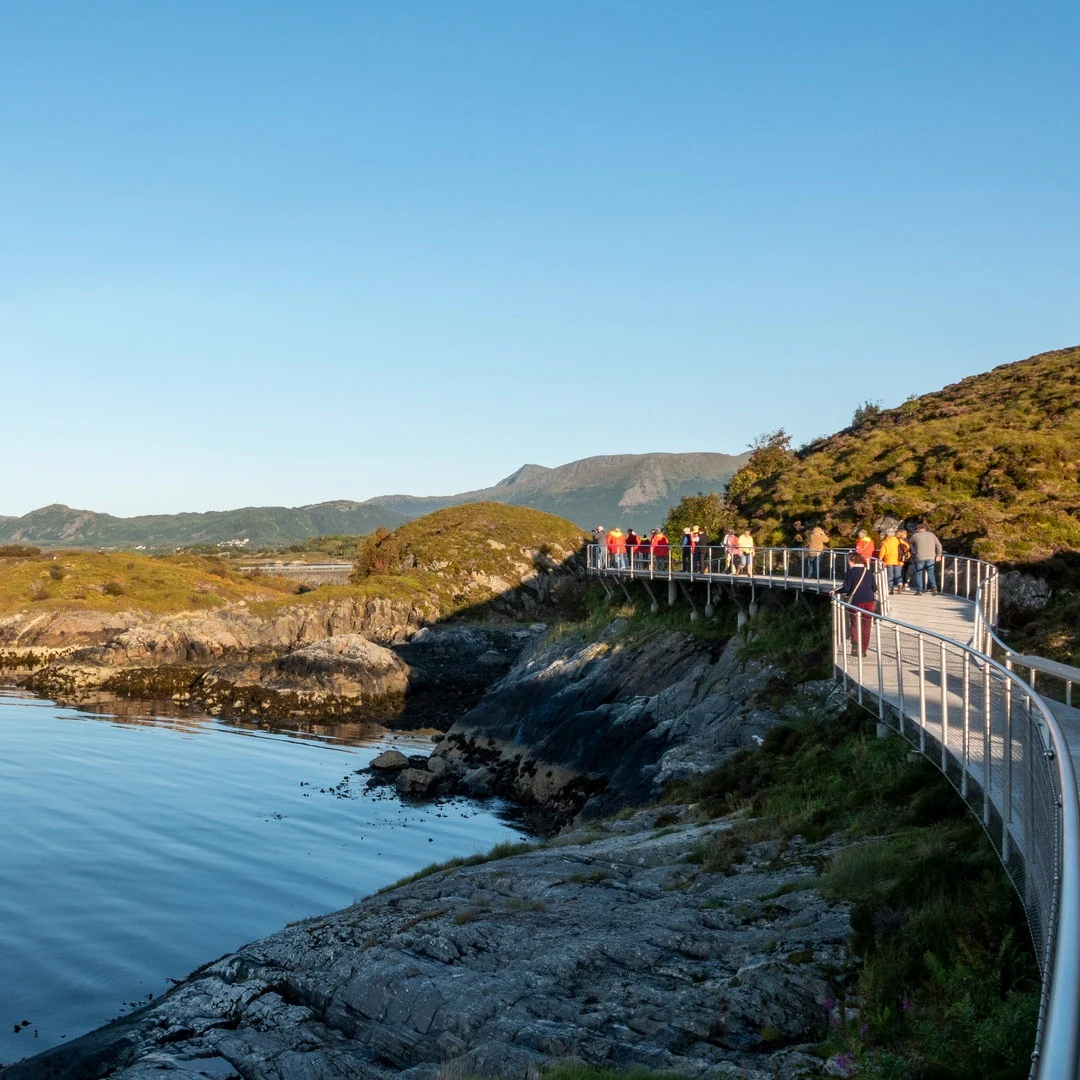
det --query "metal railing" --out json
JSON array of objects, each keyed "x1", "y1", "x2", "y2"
[
  {"x1": 833, "y1": 589, "x2": 1080, "y2": 1080},
  {"x1": 972, "y1": 571, "x2": 1080, "y2": 712},
  {"x1": 587, "y1": 543, "x2": 890, "y2": 613},
  {"x1": 586, "y1": 540, "x2": 1080, "y2": 1077}
]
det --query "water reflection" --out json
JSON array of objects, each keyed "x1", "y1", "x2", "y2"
[
  {"x1": 0, "y1": 690, "x2": 525, "y2": 1066},
  {"x1": 0, "y1": 686, "x2": 390, "y2": 748}
]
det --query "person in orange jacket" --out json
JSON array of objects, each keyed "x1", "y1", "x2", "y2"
[
  {"x1": 855, "y1": 529, "x2": 875, "y2": 564},
  {"x1": 609, "y1": 527, "x2": 627, "y2": 570}
]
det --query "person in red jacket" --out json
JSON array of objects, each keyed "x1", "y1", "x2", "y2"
[
  {"x1": 651, "y1": 529, "x2": 670, "y2": 570},
  {"x1": 855, "y1": 529, "x2": 875, "y2": 564}
]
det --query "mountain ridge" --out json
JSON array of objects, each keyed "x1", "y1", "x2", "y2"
[{"x1": 2, "y1": 451, "x2": 748, "y2": 550}]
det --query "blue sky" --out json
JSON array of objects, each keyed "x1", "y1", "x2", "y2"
[{"x1": 2, "y1": 2, "x2": 1077, "y2": 517}]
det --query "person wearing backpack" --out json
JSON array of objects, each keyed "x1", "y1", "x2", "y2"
[
  {"x1": 878, "y1": 528, "x2": 904, "y2": 595},
  {"x1": 896, "y1": 529, "x2": 912, "y2": 592}
]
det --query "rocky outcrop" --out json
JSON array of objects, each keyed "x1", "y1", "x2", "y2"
[
  {"x1": 18, "y1": 623, "x2": 548, "y2": 732},
  {"x1": 427, "y1": 624, "x2": 846, "y2": 824},
  {"x1": 998, "y1": 570, "x2": 1053, "y2": 615},
  {"x1": 1, "y1": 810, "x2": 853, "y2": 1080},
  {"x1": 190, "y1": 635, "x2": 413, "y2": 722},
  {"x1": 0, "y1": 596, "x2": 434, "y2": 670},
  {"x1": 0, "y1": 609, "x2": 143, "y2": 651}
]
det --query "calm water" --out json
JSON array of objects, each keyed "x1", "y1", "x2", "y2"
[{"x1": 0, "y1": 690, "x2": 525, "y2": 1065}]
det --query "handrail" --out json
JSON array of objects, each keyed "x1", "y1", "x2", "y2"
[
  {"x1": 586, "y1": 541, "x2": 1080, "y2": 1078},
  {"x1": 833, "y1": 589, "x2": 1080, "y2": 1080},
  {"x1": 973, "y1": 572, "x2": 1080, "y2": 711}
]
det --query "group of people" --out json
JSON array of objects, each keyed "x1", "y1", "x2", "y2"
[
  {"x1": 594, "y1": 517, "x2": 947, "y2": 660},
  {"x1": 832, "y1": 522, "x2": 945, "y2": 657},
  {"x1": 594, "y1": 520, "x2": 944, "y2": 598},
  {"x1": 851, "y1": 523, "x2": 944, "y2": 596},
  {"x1": 594, "y1": 525, "x2": 762, "y2": 575}
]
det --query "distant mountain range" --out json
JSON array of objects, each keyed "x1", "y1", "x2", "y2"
[{"x1": 1, "y1": 452, "x2": 748, "y2": 550}]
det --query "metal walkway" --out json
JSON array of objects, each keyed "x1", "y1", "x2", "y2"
[{"x1": 587, "y1": 544, "x2": 1080, "y2": 1080}]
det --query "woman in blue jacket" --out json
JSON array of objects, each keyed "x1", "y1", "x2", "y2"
[{"x1": 831, "y1": 552, "x2": 877, "y2": 657}]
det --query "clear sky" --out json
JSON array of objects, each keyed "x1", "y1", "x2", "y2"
[{"x1": 2, "y1": 2, "x2": 1077, "y2": 517}]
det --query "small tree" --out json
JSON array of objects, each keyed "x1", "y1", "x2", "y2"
[
  {"x1": 351, "y1": 527, "x2": 402, "y2": 581},
  {"x1": 852, "y1": 399, "x2": 883, "y2": 427},
  {"x1": 663, "y1": 492, "x2": 732, "y2": 542},
  {"x1": 725, "y1": 429, "x2": 795, "y2": 511}
]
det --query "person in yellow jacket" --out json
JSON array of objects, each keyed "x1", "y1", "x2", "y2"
[
  {"x1": 737, "y1": 529, "x2": 755, "y2": 576},
  {"x1": 878, "y1": 528, "x2": 904, "y2": 595}
]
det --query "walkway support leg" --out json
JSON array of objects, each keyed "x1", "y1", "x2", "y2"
[
  {"x1": 668, "y1": 581, "x2": 677, "y2": 608},
  {"x1": 679, "y1": 583, "x2": 700, "y2": 621},
  {"x1": 640, "y1": 579, "x2": 659, "y2": 614}
]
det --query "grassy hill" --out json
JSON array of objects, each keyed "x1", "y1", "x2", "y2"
[
  {"x1": 0, "y1": 504, "x2": 588, "y2": 623},
  {"x1": 0, "y1": 548, "x2": 298, "y2": 618},
  {"x1": 728, "y1": 345, "x2": 1080, "y2": 562},
  {"x1": 354, "y1": 502, "x2": 589, "y2": 613}
]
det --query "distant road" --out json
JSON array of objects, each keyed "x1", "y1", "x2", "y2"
[
  {"x1": 238, "y1": 563, "x2": 353, "y2": 573},
  {"x1": 238, "y1": 562, "x2": 354, "y2": 585}
]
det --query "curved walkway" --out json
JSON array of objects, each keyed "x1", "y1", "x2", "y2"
[{"x1": 587, "y1": 545, "x2": 1080, "y2": 1080}]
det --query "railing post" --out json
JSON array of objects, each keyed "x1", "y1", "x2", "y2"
[
  {"x1": 855, "y1": 605, "x2": 864, "y2": 704},
  {"x1": 983, "y1": 664, "x2": 993, "y2": 827},
  {"x1": 962, "y1": 650, "x2": 970, "y2": 798},
  {"x1": 941, "y1": 639, "x2": 949, "y2": 772},
  {"x1": 1003, "y1": 676, "x2": 1013, "y2": 864},
  {"x1": 875, "y1": 616, "x2": 886, "y2": 736},
  {"x1": 895, "y1": 623, "x2": 905, "y2": 739},
  {"x1": 917, "y1": 634, "x2": 927, "y2": 753}
]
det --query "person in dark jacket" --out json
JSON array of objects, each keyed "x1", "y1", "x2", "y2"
[
  {"x1": 831, "y1": 552, "x2": 877, "y2": 656},
  {"x1": 909, "y1": 523, "x2": 944, "y2": 595}
]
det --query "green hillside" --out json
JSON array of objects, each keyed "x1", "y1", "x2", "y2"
[
  {"x1": 355, "y1": 502, "x2": 588, "y2": 595},
  {"x1": 727, "y1": 345, "x2": 1080, "y2": 562},
  {"x1": 0, "y1": 502, "x2": 411, "y2": 551},
  {"x1": 0, "y1": 504, "x2": 587, "y2": 623}
]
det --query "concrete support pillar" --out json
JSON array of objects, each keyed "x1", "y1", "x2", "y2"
[
  {"x1": 668, "y1": 581, "x2": 677, "y2": 607},
  {"x1": 690, "y1": 610, "x2": 699, "y2": 622},
  {"x1": 748, "y1": 600, "x2": 759, "y2": 619},
  {"x1": 877, "y1": 722, "x2": 889, "y2": 739},
  {"x1": 737, "y1": 610, "x2": 748, "y2": 630},
  {"x1": 650, "y1": 601, "x2": 659, "y2": 614},
  {"x1": 704, "y1": 603, "x2": 715, "y2": 618}
]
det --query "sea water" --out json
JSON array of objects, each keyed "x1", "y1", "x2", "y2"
[{"x1": 0, "y1": 690, "x2": 525, "y2": 1064}]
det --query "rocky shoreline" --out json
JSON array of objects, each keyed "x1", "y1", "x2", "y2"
[{"x1": 1, "y1": 807, "x2": 855, "y2": 1080}]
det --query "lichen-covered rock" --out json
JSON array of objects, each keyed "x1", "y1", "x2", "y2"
[
  {"x1": 998, "y1": 571, "x2": 1053, "y2": 615},
  {"x1": 371, "y1": 749, "x2": 410, "y2": 771}
]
